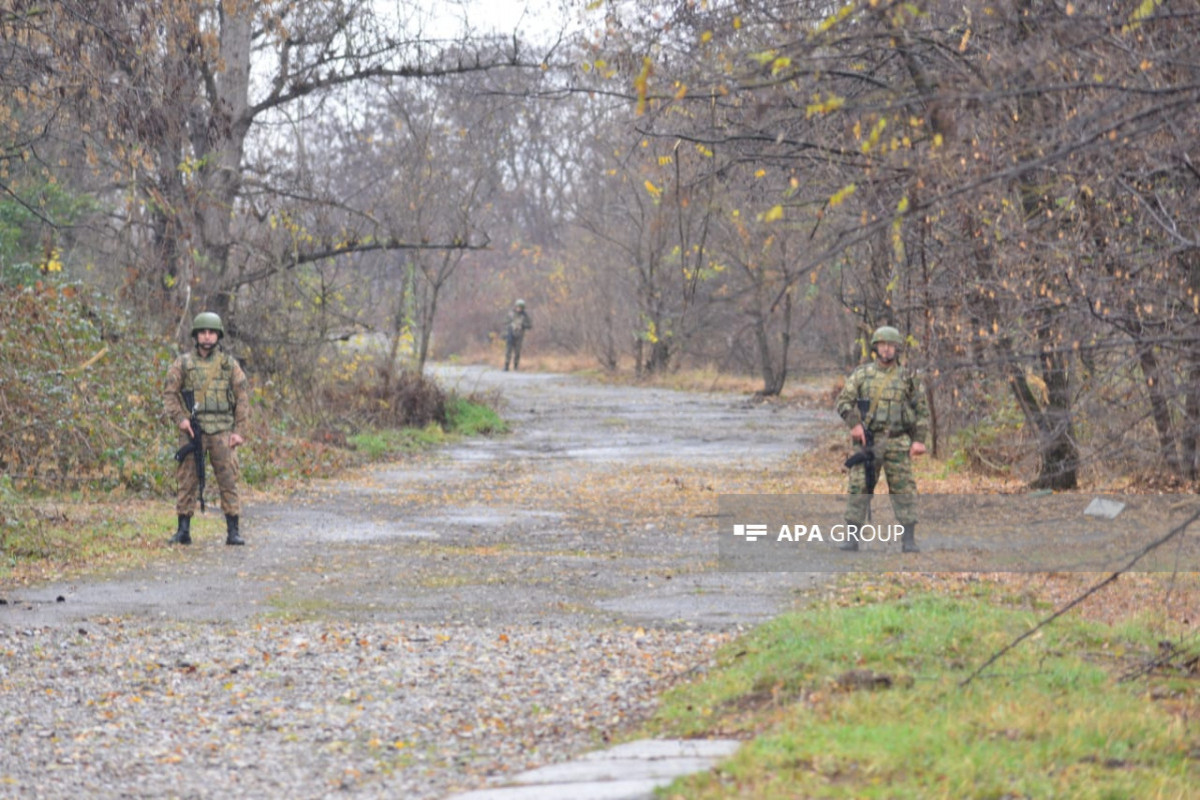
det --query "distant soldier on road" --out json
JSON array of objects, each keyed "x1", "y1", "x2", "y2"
[
  {"x1": 163, "y1": 312, "x2": 250, "y2": 546},
  {"x1": 834, "y1": 325, "x2": 930, "y2": 552},
  {"x1": 503, "y1": 299, "x2": 533, "y2": 371}
]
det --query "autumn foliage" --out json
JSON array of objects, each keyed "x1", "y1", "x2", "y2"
[
  {"x1": 4, "y1": 1, "x2": 1200, "y2": 489},
  {"x1": 0, "y1": 281, "x2": 172, "y2": 491},
  {"x1": 0, "y1": 278, "x2": 446, "y2": 496}
]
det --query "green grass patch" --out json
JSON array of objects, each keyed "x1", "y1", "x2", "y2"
[
  {"x1": 347, "y1": 395, "x2": 506, "y2": 459},
  {"x1": 445, "y1": 394, "x2": 509, "y2": 436},
  {"x1": 348, "y1": 423, "x2": 448, "y2": 459},
  {"x1": 644, "y1": 593, "x2": 1196, "y2": 799}
]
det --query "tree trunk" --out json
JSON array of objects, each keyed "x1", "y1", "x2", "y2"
[
  {"x1": 417, "y1": 280, "x2": 440, "y2": 375},
  {"x1": 384, "y1": 261, "x2": 412, "y2": 396},
  {"x1": 755, "y1": 288, "x2": 792, "y2": 397},
  {"x1": 1010, "y1": 321, "x2": 1079, "y2": 490},
  {"x1": 1036, "y1": 343, "x2": 1079, "y2": 490},
  {"x1": 197, "y1": 3, "x2": 253, "y2": 316},
  {"x1": 646, "y1": 339, "x2": 670, "y2": 374},
  {"x1": 1183, "y1": 348, "x2": 1200, "y2": 481},
  {"x1": 752, "y1": 315, "x2": 777, "y2": 395},
  {"x1": 1137, "y1": 345, "x2": 1181, "y2": 476}
]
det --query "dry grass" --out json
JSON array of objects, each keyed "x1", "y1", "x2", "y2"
[{"x1": 446, "y1": 343, "x2": 841, "y2": 408}]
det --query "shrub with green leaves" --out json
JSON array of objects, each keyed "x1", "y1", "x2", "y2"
[{"x1": 0, "y1": 281, "x2": 173, "y2": 491}]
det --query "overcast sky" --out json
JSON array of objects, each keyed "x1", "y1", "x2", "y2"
[{"x1": 386, "y1": 0, "x2": 583, "y2": 43}]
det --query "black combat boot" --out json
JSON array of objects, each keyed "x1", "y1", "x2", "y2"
[
  {"x1": 901, "y1": 523, "x2": 919, "y2": 553},
  {"x1": 225, "y1": 514, "x2": 245, "y2": 546},
  {"x1": 839, "y1": 521, "x2": 860, "y2": 551},
  {"x1": 170, "y1": 514, "x2": 192, "y2": 545}
]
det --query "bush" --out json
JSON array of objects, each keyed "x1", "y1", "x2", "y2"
[
  {"x1": 0, "y1": 281, "x2": 174, "y2": 491},
  {"x1": 946, "y1": 396, "x2": 1027, "y2": 476},
  {"x1": 0, "y1": 285, "x2": 505, "y2": 501},
  {"x1": 313, "y1": 356, "x2": 447, "y2": 431}
]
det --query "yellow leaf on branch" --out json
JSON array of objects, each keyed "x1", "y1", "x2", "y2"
[
  {"x1": 633, "y1": 57, "x2": 652, "y2": 115},
  {"x1": 829, "y1": 184, "x2": 857, "y2": 207}
]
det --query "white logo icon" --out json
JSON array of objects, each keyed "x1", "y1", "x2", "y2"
[{"x1": 733, "y1": 523, "x2": 768, "y2": 542}]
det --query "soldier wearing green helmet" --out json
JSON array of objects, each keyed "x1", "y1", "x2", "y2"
[
  {"x1": 834, "y1": 324, "x2": 930, "y2": 553},
  {"x1": 503, "y1": 298, "x2": 533, "y2": 371},
  {"x1": 162, "y1": 311, "x2": 251, "y2": 546},
  {"x1": 870, "y1": 325, "x2": 904, "y2": 348}
]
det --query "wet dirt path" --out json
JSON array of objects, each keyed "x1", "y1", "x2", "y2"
[
  {"x1": 6, "y1": 365, "x2": 831, "y2": 630},
  {"x1": 0, "y1": 365, "x2": 833, "y2": 799}
]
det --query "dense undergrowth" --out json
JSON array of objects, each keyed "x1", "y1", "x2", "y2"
[{"x1": 0, "y1": 278, "x2": 504, "y2": 575}]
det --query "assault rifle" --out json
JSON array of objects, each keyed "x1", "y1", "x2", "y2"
[
  {"x1": 843, "y1": 398, "x2": 880, "y2": 496},
  {"x1": 173, "y1": 389, "x2": 206, "y2": 512}
]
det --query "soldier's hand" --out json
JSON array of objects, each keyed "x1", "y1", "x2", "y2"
[
  {"x1": 230, "y1": 433, "x2": 246, "y2": 449},
  {"x1": 850, "y1": 424, "x2": 866, "y2": 445},
  {"x1": 179, "y1": 419, "x2": 194, "y2": 437},
  {"x1": 910, "y1": 441, "x2": 927, "y2": 457}
]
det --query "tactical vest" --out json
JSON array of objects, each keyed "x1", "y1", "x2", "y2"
[
  {"x1": 182, "y1": 351, "x2": 237, "y2": 433},
  {"x1": 508, "y1": 311, "x2": 528, "y2": 338},
  {"x1": 857, "y1": 362, "x2": 918, "y2": 435}
]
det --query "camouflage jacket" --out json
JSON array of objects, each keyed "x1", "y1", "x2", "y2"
[
  {"x1": 506, "y1": 309, "x2": 532, "y2": 339},
  {"x1": 835, "y1": 360, "x2": 930, "y2": 444},
  {"x1": 163, "y1": 347, "x2": 249, "y2": 435}
]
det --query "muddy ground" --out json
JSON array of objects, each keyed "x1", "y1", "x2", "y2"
[{"x1": 3, "y1": 365, "x2": 830, "y2": 629}]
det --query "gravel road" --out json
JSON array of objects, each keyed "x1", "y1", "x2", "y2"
[{"x1": 0, "y1": 365, "x2": 829, "y2": 798}]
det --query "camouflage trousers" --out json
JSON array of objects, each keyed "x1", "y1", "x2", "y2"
[
  {"x1": 845, "y1": 434, "x2": 917, "y2": 526},
  {"x1": 175, "y1": 430, "x2": 242, "y2": 516},
  {"x1": 504, "y1": 333, "x2": 525, "y2": 370}
]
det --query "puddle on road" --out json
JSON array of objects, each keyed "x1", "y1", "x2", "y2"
[
  {"x1": 432, "y1": 363, "x2": 828, "y2": 467},
  {"x1": 253, "y1": 503, "x2": 565, "y2": 542},
  {"x1": 410, "y1": 506, "x2": 564, "y2": 528},
  {"x1": 596, "y1": 592, "x2": 782, "y2": 625},
  {"x1": 437, "y1": 410, "x2": 808, "y2": 465},
  {"x1": 255, "y1": 506, "x2": 441, "y2": 543},
  {"x1": 595, "y1": 573, "x2": 827, "y2": 626}
]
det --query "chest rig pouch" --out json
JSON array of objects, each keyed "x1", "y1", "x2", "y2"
[
  {"x1": 182, "y1": 352, "x2": 235, "y2": 432},
  {"x1": 863, "y1": 364, "x2": 916, "y2": 435}
]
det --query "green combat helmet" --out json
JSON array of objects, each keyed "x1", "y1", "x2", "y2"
[
  {"x1": 515, "y1": 299, "x2": 525, "y2": 308},
  {"x1": 870, "y1": 325, "x2": 903, "y2": 347},
  {"x1": 191, "y1": 311, "x2": 225, "y2": 339}
]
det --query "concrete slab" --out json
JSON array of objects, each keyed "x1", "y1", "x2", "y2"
[
  {"x1": 445, "y1": 779, "x2": 664, "y2": 800},
  {"x1": 512, "y1": 755, "x2": 715, "y2": 784},
  {"x1": 580, "y1": 739, "x2": 741, "y2": 761},
  {"x1": 442, "y1": 738, "x2": 741, "y2": 800},
  {"x1": 1084, "y1": 497, "x2": 1126, "y2": 519}
]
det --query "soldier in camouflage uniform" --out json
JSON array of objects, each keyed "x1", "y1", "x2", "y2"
[
  {"x1": 834, "y1": 325, "x2": 930, "y2": 552},
  {"x1": 503, "y1": 299, "x2": 533, "y2": 371},
  {"x1": 163, "y1": 312, "x2": 250, "y2": 546}
]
